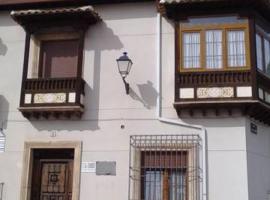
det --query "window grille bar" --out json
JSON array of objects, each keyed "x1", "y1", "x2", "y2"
[
  {"x1": 129, "y1": 135, "x2": 202, "y2": 200},
  {"x1": 0, "y1": 182, "x2": 3, "y2": 200}
]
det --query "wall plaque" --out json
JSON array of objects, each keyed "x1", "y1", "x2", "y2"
[{"x1": 81, "y1": 162, "x2": 96, "y2": 173}]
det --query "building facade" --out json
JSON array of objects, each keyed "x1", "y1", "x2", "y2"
[{"x1": 0, "y1": 0, "x2": 269, "y2": 200}]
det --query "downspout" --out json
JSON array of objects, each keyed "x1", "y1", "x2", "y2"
[{"x1": 156, "y1": 13, "x2": 209, "y2": 200}]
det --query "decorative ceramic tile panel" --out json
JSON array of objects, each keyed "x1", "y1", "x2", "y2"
[
  {"x1": 197, "y1": 87, "x2": 234, "y2": 98},
  {"x1": 34, "y1": 93, "x2": 66, "y2": 104},
  {"x1": 24, "y1": 94, "x2": 32, "y2": 104},
  {"x1": 236, "y1": 86, "x2": 252, "y2": 97},
  {"x1": 68, "y1": 93, "x2": 76, "y2": 103},
  {"x1": 180, "y1": 88, "x2": 194, "y2": 99}
]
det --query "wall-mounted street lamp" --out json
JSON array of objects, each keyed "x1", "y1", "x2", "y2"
[{"x1": 116, "y1": 52, "x2": 133, "y2": 94}]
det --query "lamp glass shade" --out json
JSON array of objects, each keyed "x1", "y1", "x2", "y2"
[{"x1": 117, "y1": 52, "x2": 133, "y2": 78}]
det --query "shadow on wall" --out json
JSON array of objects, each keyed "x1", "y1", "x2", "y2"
[
  {"x1": 83, "y1": 22, "x2": 123, "y2": 130},
  {"x1": 0, "y1": 39, "x2": 7, "y2": 56},
  {"x1": 30, "y1": 22, "x2": 123, "y2": 132},
  {"x1": 97, "y1": 2, "x2": 156, "y2": 20},
  {"x1": 0, "y1": 95, "x2": 9, "y2": 130},
  {"x1": 129, "y1": 81, "x2": 158, "y2": 109}
]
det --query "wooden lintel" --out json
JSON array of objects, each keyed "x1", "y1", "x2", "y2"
[
  {"x1": 42, "y1": 112, "x2": 49, "y2": 119},
  {"x1": 228, "y1": 108, "x2": 232, "y2": 116},
  {"x1": 215, "y1": 108, "x2": 220, "y2": 116},
  {"x1": 53, "y1": 112, "x2": 60, "y2": 119},
  {"x1": 202, "y1": 109, "x2": 206, "y2": 116},
  {"x1": 189, "y1": 109, "x2": 194, "y2": 117}
]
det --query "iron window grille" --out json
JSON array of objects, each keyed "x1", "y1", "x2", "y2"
[{"x1": 129, "y1": 135, "x2": 203, "y2": 200}]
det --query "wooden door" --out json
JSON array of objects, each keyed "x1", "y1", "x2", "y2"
[{"x1": 31, "y1": 149, "x2": 74, "y2": 200}]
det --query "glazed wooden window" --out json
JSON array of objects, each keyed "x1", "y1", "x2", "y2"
[
  {"x1": 256, "y1": 31, "x2": 270, "y2": 75},
  {"x1": 256, "y1": 34, "x2": 264, "y2": 71},
  {"x1": 39, "y1": 39, "x2": 79, "y2": 78},
  {"x1": 180, "y1": 23, "x2": 250, "y2": 71},
  {"x1": 227, "y1": 30, "x2": 246, "y2": 67},
  {"x1": 183, "y1": 32, "x2": 201, "y2": 69},
  {"x1": 205, "y1": 30, "x2": 223, "y2": 69},
  {"x1": 264, "y1": 39, "x2": 270, "y2": 73},
  {"x1": 143, "y1": 170, "x2": 186, "y2": 200},
  {"x1": 141, "y1": 151, "x2": 187, "y2": 200}
]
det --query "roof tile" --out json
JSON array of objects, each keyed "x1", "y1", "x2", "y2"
[{"x1": 10, "y1": 6, "x2": 98, "y2": 17}]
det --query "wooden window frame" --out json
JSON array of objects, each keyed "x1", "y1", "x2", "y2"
[
  {"x1": 140, "y1": 151, "x2": 188, "y2": 200},
  {"x1": 256, "y1": 28, "x2": 270, "y2": 75},
  {"x1": 179, "y1": 23, "x2": 251, "y2": 72},
  {"x1": 141, "y1": 169, "x2": 188, "y2": 200},
  {"x1": 34, "y1": 32, "x2": 82, "y2": 79},
  {"x1": 38, "y1": 38, "x2": 80, "y2": 78}
]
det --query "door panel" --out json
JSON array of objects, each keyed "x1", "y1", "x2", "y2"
[
  {"x1": 30, "y1": 149, "x2": 74, "y2": 200},
  {"x1": 40, "y1": 161, "x2": 72, "y2": 200}
]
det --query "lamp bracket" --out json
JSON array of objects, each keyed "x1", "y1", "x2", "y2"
[{"x1": 122, "y1": 77, "x2": 130, "y2": 95}]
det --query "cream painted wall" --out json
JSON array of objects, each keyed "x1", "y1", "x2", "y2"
[
  {"x1": 0, "y1": 2, "x2": 265, "y2": 200},
  {"x1": 246, "y1": 118, "x2": 270, "y2": 200}
]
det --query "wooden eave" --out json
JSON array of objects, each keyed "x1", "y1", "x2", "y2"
[
  {"x1": 174, "y1": 100, "x2": 270, "y2": 125},
  {"x1": 11, "y1": 6, "x2": 101, "y2": 32},
  {"x1": 0, "y1": 0, "x2": 154, "y2": 10},
  {"x1": 159, "y1": 0, "x2": 270, "y2": 21},
  {"x1": 19, "y1": 106, "x2": 84, "y2": 119}
]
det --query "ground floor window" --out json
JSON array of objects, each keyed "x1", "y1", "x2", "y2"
[
  {"x1": 143, "y1": 169, "x2": 187, "y2": 200},
  {"x1": 129, "y1": 135, "x2": 202, "y2": 200}
]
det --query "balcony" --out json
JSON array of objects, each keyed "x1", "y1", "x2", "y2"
[
  {"x1": 175, "y1": 70, "x2": 270, "y2": 125},
  {"x1": 19, "y1": 77, "x2": 85, "y2": 119}
]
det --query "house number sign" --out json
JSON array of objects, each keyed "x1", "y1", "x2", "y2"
[
  {"x1": 250, "y1": 123, "x2": 258, "y2": 135},
  {"x1": 81, "y1": 162, "x2": 96, "y2": 173}
]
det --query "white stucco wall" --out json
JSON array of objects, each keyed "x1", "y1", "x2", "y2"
[
  {"x1": 160, "y1": 13, "x2": 250, "y2": 200},
  {"x1": 0, "y1": 2, "x2": 263, "y2": 200},
  {"x1": 246, "y1": 118, "x2": 270, "y2": 200}
]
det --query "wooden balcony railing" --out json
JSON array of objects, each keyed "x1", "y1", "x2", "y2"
[
  {"x1": 24, "y1": 77, "x2": 84, "y2": 92},
  {"x1": 178, "y1": 70, "x2": 252, "y2": 86},
  {"x1": 174, "y1": 69, "x2": 270, "y2": 125},
  {"x1": 19, "y1": 77, "x2": 85, "y2": 118}
]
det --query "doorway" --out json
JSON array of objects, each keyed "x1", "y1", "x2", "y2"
[{"x1": 30, "y1": 149, "x2": 74, "y2": 200}]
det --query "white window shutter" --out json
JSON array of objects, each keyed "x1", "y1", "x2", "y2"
[{"x1": 0, "y1": 129, "x2": 5, "y2": 153}]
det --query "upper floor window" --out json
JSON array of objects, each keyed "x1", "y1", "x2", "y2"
[
  {"x1": 256, "y1": 26, "x2": 270, "y2": 76},
  {"x1": 31, "y1": 33, "x2": 82, "y2": 78},
  {"x1": 39, "y1": 39, "x2": 79, "y2": 78},
  {"x1": 11, "y1": 6, "x2": 101, "y2": 119},
  {"x1": 179, "y1": 16, "x2": 250, "y2": 71}
]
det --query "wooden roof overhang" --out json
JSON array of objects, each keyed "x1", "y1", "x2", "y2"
[
  {"x1": 159, "y1": 0, "x2": 270, "y2": 20},
  {"x1": 174, "y1": 100, "x2": 270, "y2": 125},
  {"x1": 11, "y1": 6, "x2": 101, "y2": 32},
  {"x1": 0, "y1": 0, "x2": 154, "y2": 10}
]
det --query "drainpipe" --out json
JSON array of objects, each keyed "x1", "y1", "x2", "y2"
[{"x1": 156, "y1": 13, "x2": 209, "y2": 200}]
